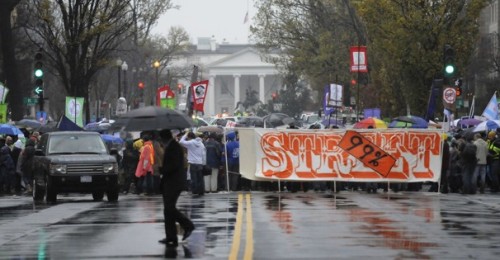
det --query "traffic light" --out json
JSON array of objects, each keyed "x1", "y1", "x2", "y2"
[
  {"x1": 34, "y1": 49, "x2": 44, "y2": 96},
  {"x1": 443, "y1": 44, "x2": 455, "y2": 77},
  {"x1": 350, "y1": 79, "x2": 357, "y2": 85},
  {"x1": 138, "y1": 82, "x2": 144, "y2": 89},
  {"x1": 272, "y1": 92, "x2": 278, "y2": 101},
  {"x1": 454, "y1": 78, "x2": 463, "y2": 97},
  {"x1": 177, "y1": 83, "x2": 184, "y2": 94}
]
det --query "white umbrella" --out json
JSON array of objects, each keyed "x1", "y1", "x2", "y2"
[{"x1": 473, "y1": 120, "x2": 500, "y2": 132}]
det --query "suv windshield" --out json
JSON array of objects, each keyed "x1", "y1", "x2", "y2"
[{"x1": 48, "y1": 135, "x2": 108, "y2": 154}]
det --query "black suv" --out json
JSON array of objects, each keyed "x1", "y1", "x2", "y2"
[{"x1": 33, "y1": 131, "x2": 120, "y2": 202}]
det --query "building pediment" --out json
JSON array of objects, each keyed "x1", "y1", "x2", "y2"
[{"x1": 207, "y1": 47, "x2": 276, "y2": 69}]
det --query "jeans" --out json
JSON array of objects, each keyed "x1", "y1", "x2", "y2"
[
  {"x1": 204, "y1": 167, "x2": 218, "y2": 192},
  {"x1": 462, "y1": 162, "x2": 477, "y2": 194},
  {"x1": 488, "y1": 160, "x2": 500, "y2": 191},
  {"x1": 189, "y1": 164, "x2": 204, "y2": 195},
  {"x1": 137, "y1": 172, "x2": 154, "y2": 194},
  {"x1": 473, "y1": 164, "x2": 487, "y2": 193}
]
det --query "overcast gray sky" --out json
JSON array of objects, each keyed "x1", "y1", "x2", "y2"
[{"x1": 152, "y1": 0, "x2": 257, "y2": 44}]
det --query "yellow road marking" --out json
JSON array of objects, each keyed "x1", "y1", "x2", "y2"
[
  {"x1": 244, "y1": 194, "x2": 254, "y2": 260},
  {"x1": 228, "y1": 193, "x2": 254, "y2": 260},
  {"x1": 229, "y1": 194, "x2": 244, "y2": 260}
]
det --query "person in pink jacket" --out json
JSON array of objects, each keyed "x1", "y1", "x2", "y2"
[{"x1": 135, "y1": 134, "x2": 155, "y2": 195}]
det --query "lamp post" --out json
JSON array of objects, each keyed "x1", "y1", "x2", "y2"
[
  {"x1": 153, "y1": 60, "x2": 160, "y2": 106},
  {"x1": 153, "y1": 60, "x2": 160, "y2": 86},
  {"x1": 116, "y1": 58, "x2": 122, "y2": 98},
  {"x1": 121, "y1": 61, "x2": 128, "y2": 100}
]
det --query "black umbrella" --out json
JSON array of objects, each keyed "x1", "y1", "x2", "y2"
[
  {"x1": 263, "y1": 113, "x2": 295, "y2": 128},
  {"x1": 16, "y1": 119, "x2": 42, "y2": 129},
  {"x1": 37, "y1": 121, "x2": 59, "y2": 133},
  {"x1": 112, "y1": 106, "x2": 194, "y2": 131}
]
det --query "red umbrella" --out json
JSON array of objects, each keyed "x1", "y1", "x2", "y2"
[{"x1": 353, "y1": 117, "x2": 388, "y2": 129}]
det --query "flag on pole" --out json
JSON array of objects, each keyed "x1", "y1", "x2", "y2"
[
  {"x1": 0, "y1": 82, "x2": 8, "y2": 104},
  {"x1": 65, "y1": 96, "x2": 85, "y2": 127},
  {"x1": 191, "y1": 80, "x2": 209, "y2": 113},
  {"x1": 481, "y1": 92, "x2": 499, "y2": 120},
  {"x1": 243, "y1": 11, "x2": 249, "y2": 24},
  {"x1": 469, "y1": 95, "x2": 475, "y2": 118}
]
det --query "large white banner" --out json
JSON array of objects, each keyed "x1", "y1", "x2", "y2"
[{"x1": 239, "y1": 128, "x2": 443, "y2": 182}]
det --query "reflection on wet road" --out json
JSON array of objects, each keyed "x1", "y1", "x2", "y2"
[{"x1": 1, "y1": 191, "x2": 500, "y2": 259}]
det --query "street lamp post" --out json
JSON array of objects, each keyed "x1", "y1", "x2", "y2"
[
  {"x1": 153, "y1": 60, "x2": 160, "y2": 105},
  {"x1": 116, "y1": 58, "x2": 122, "y2": 98},
  {"x1": 121, "y1": 61, "x2": 128, "y2": 100}
]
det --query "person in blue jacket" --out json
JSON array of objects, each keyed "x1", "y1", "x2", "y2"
[{"x1": 226, "y1": 132, "x2": 242, "y2": 191}]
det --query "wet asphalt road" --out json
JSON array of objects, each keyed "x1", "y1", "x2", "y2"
[{"x1": 1, "y1": 190, "x2": 500, "y2": 259}]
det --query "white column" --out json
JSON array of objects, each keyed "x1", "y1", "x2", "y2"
[
  {"x1": 234, "y1": 74, "x2": 240, "y2": 110},
  {"x1": 259, "y1": 74, "x2": 266, "y2": 104},
  {"x1": 208, "y1": 75, "x2": 216, "y2": 115}
]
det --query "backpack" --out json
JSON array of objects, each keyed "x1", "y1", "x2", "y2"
[{"x1": 461, "y1": 142, "x2": 477, "y2": 163}]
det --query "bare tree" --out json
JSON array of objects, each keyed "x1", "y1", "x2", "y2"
[{"x1": 22, "y1": 0, "x2": 175, "y2": 123}]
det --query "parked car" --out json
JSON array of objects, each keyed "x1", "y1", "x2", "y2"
[
  {"x1": 33, "y1": 131, "x2": 120, "y2": 202},
  {"x1": 210, "y1": 116, "x2": 242, "y2": 127},
  {"x1": 235, "y1": 116, "x2": 264, "y2": 127}
]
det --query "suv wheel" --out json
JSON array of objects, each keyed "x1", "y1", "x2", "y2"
[
  {"x1": 33, "y1": 179, "x2": 45, "y2": 201},
  {"x1": 45, "y1": 176, "x2": 57, "y2": 203},
  {"x1": 107, "y1": 187, "x2": 119, "y2": 202},
  {"x1": 92, "y1": 191, "x2": 104, "y2": 201}
]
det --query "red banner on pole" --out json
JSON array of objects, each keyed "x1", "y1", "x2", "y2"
[
  {"x1": 191, "y1": 80, "x2": 209, "y2": 113},
  {"x1": 350, "y1": 46, "x2": 368, "y2": 73},
  {"x1": 156, "y1": 85, "x2": 175, "y2": 106}
]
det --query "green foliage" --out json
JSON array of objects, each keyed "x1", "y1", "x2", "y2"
[
  {"x1": 277, "y1": 71, "x2": 311, "y2": 118},
  {"x1": 251, "y1": 0, "x2": 357, "y2": 103},
  {"x1": 251, "y1": 0, "x2": 490, "y2": 118},
  {"x1": 354, "y1": 0, "x2": 490, "y2": 116}
]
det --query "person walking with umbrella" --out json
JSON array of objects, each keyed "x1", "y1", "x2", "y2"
[{"x1": 158, "y1": 129, "x2": 194, "y2": 247}]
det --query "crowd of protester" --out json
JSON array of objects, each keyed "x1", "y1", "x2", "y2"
[
  {"x1": 0, "y1": 132, "x2": 40, "y2": 196},
  {"x1": 5, "y1": 126, "x2": 500, "y2": 197}
]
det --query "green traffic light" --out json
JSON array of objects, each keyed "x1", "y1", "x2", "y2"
[
  {"x1": 445, "y1": 64, "x2": 455, "y2": 75},
  {"x1": 34, "y1": 69, "x2": 43, "y2": 77}
]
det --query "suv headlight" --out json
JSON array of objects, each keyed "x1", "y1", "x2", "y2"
[
  {"x1": 50, "y1": 164, "x2": 67, "y2": 174},
  {"x1": 103, "y1": 163, "x2": 117, "y2": 174}
]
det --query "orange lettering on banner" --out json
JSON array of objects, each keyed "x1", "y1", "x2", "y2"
[
  {"x1": 338, "y1": 130, "x2": 396, "y2": 177},
  {"x1": 258, "y1": 130, "x2": 442, "y2": 181}
]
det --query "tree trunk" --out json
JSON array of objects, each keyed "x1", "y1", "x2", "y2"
[{"x1": 0, "y1": 0, "x2": 22, "y2": 121}]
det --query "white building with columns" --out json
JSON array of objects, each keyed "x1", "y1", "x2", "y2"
[{"x1": 173, "y1": 37, "x2": 283, "y2": 116}]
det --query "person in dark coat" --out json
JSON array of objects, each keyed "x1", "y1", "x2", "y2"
[
  {"x1": 18, "y1": 139, "x2": 36, "y2": 195},
  {"x1": 8, "y1": 137, "x2": 23, "y2": 193},
  {"x1": 0, "y1": 144, "x2": 16, "y2": 195},
  {"x1": 429, "y1": 135, "x2": 450, "y2": 193},
  {"x1": 121, "y1": 140, "x2": 140, "y2": 194},
  {"x1": 158, "y1": 129, "x2": 194, "y2": 248}
]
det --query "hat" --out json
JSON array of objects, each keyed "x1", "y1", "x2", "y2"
[
  {"x1": 226, "y1": 132, "x2": 236, "y2": 141},
  {"x1": 133, "y1": 139, "x2": 144, "y2": 150},
  {"x1": 488, "y1": 131, "x2": 496, "y2": 139}
]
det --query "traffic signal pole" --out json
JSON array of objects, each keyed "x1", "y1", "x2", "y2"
[{"x1": 34, "y1": 49, "x2": 45, "y2": 111}]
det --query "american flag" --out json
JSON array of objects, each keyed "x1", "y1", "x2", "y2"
[{"x1": 243, "y1": 11, "x2": 249, "y2": 24}]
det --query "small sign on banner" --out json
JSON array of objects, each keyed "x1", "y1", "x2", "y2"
[{"x1": 338, "y1": 130, "x2": 396, "y2": 177}]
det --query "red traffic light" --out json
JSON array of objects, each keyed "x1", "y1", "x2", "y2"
[
  {"x1": 271, "y1": 92, "x2": 277, "y2": 100},
  {"x1": 351, "y1": 79, "x2": 357, "y2": 85},
  {"x1": 138, "y1": 82, "x2": 144, "y2": 89},
  {"x1": 455, "y1": 87, "x2": 462, "y2": 96}
]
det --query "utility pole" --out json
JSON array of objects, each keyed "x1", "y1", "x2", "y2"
[{"x1": 187, "y1": 65, "x2": 199, "y2": 117}]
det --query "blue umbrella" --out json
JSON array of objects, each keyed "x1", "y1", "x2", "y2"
[
  {"x1": 0, "y1": 124, "x2": 23, "y2": 135},
  {"x1": 389, "y1": 115, "x2": 428, "y2": 129},
  {"x1": 100, "y1": 134, "x2": 124, "y2": 145},
  {"x1": 473, "y1": 120, "x2": 500, "y2": 132}
]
